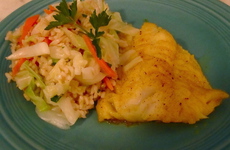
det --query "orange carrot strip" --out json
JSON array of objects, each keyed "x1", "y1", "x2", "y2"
[
  {"x1": 44, "y1": 5, "x2": 56, "y2": 14},
  {"x1": 44, "y1": 9, "x2": 53, "y2": 15},
  {"x1": 49, "y1": 5, "x2": 56, "y2": 11},
  {"x1": 12, "y1": 58, "x2": 27, "y2": 76},
  {"x1": 18, "y1": 14, "x2": 40, "y2": 46},
  {"x1": 43, "y1": 37, "x2": 52, "y2": 45},
  {"x1": 103, "y1": 77, "x2": 114, "y2": 91},
  {"x1": 82, "y1": 34, "x2": 118, "y2": 79},
  {"x1": 82, "y1": 34, "x2": 97, "y2": 58},
  {"x1": 96, "y1": 58, "x2": 117, "y2": 79}
]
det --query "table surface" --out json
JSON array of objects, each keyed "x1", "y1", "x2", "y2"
[
  {"x1": 221, "y1": 0, "x2": 230, "y2": 5},
  {"x1": 0, "y1": 0, "x2": 230, "y2": 22},
  {"x1": 0, "y1": 0, "x2": 31, "y2": 22}
]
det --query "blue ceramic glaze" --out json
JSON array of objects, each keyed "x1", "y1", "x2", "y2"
[{"x1": 0, "y1": 0, "x2": 230, "y2": 149}]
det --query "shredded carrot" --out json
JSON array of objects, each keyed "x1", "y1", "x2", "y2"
[
  {"x1": 96, "y1": 58, "x2": 117, "y2": 79},
  {"x1": 43, "y1": 37, "x2": 52, "y2": 45},
  {"x1": 103, "y1": 77, "x2": 114, "y2": 91},
  {"x1": 18, "y1": 14, "x2": 40, "y2": 46},
  {"x1": 49, "y1": 5, "x2": 56, "y2": 11},
  {"x1": 44, "y1": 9, "x2": 52, "y2": 15},
  {"x1": 82, "y1": 34, "x2": 97, "y2": 57},
  {"x1": 12, "y1": 58, "x2": 27, "y2": 76},
  {"x1": 44, "y1": 5, "x2": 56, "y2": 14},
  {"x1": 82, "y1": 34, "x2": 118, "y2": 79}
]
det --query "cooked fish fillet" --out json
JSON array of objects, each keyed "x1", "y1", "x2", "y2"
[{"x1": 96, "y1": 22, "x2": 229, "y2": 124}]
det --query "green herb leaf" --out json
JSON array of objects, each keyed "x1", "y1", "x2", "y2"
[
  {"x1": 51, "y1": 58, "x2": 59, "y2": 65},
  {"x1": 87, "y1": 10, "x2": 111, "y2": 58},
  {"x1": 89, "y1": 10, "x2": 111, "y2": 33},
  {"x1": 70, "y1": 0, "x2": 77, "y2": 19},
  {"x1": 82, "y1": 14, "x2": 87, "y2": 18},
  {"x1": 44, "y1": 0, "x2": 111, "y2": 60},
  {"x1": 51, "y1": 95, "x2": 62, "y2": 103},
  {"x1": 92, "y1": 38, "x2": 102, "y2": 58},
  {"x1": 56, "y1": 0, "x2": 70, "y2": 16},
  {"x1": 45, "y1": 0, "x2": 77, "y2": 30},
  {"x1": 144, "y1": 19, "x2": 149, "y2": 22}
]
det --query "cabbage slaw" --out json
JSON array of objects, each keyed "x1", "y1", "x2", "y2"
[{"x1": 5, "y1": 0, "x2": 141, "y2": 129}]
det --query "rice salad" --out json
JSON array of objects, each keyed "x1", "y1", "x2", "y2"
[{"x1": 5, "y1": 0, "x2": 141, "y2": 129}]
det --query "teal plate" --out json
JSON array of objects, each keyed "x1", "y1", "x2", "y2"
[{"x1": 1, "y1": 0, "x2": 230, "y2": 149}]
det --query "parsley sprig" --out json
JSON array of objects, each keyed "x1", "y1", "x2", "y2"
[
  {"x1": 45, "y1": 0, "x2": 77, "y2": 30},
  {"x1": 87, "y1": 10, "x2": 111, "y2": 58},
  {"x1": 88, "y1": 10, "x2": 111, "y2": 39},
  {"x1": 45, "y1": 0, "x2": 111, "y2": 58}
]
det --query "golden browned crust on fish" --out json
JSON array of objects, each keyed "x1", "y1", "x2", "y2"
[{"x1": 96, "y1": 22, "x2": 229, "y2": 124}]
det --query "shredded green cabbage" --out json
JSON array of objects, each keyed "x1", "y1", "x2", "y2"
[
  {"x1": 57, "y1": 96, "x2": 80, "y2": 125},
  {"x1": 6, "y1": 42, "x2": 50, "y2": 60},
  {"x1": 22, "y1": 61, "x2": 46, "y2": 88},
  {"x1": 100, "y1": 37, "x2": 120, "y2": 68},
  {"x1": 24, "y1": 83, "x2": 50, "y2": 112},
  {"x1": 108, "y1": 12, "x2": 139, "y2": 36},
  {"x1": 5, "y1": 0, "x2": 140, "y2": 129},
  {"x1": 62, "y1": 27, "x2": 88, "y2": 51},
  {"x1": 14, "y1": 70, "x2": 33, "y2": 90}
]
